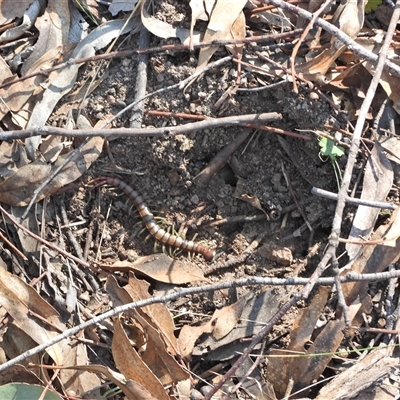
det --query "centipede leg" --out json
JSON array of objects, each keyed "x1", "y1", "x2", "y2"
[{"x1": 93, "y1": 176, "x2": 216, "y2": 261}]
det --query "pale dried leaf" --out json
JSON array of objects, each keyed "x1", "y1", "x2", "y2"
[
  {"x1": 0, "y1": 142, "x2": 21, "y2": 179},
  {"x1": 60, "y1": 341, "x2": 101, "y2": 395},
  {"x1": 141, "y1": 1, "x2": 201, "y2": 45},
  {"x1": 1, "y1": 323, "x2": 42, "y2": 377},
  {"x1": 106, "y1": 276, "x2": 189, "y2": 384},
  {"x1": 212, "y1": 295, "x2": 247, "y2": 340},
  {"x1": 197, "y1": 0, "x2": 247, "y2": 69},
  {"x1": 0, "y1": 0, "x2": 34, "y2": 25},
  {"x1": 225, "y1": 11, "x2": 245, "y2": 58},
  {"x1": 296, "y1": 0, "x2": 366, "y2": 80},
  {"x1": 67, "y1": 364, "x2": 147, "y2": 399},
  {"x1": 0, "y1": 159, "x2": 51, "y2": 205},
  {"x1": 379, "y1": 135, "x2": 400, "y2": 164},
  {"x1": 234, "y1": 177, "x2": 269, "y2": 216},
  {"x1": 21, "y1": 0, "x2": 70, "y2": 74},
  {"x1": 100, "y1": 253, "x2": 206, "y2": 284},
  {"x1": 25, "y1": 18, "x2": 137, "y2": 158},
  {"x1": 11, "y1": 205, "x2": 40, "y2": 257},
  {"x1": 109, "y1": 0, "x2": 139, "y2": 16},
  {"x1": 189, "y1": 0, "x2": 211, "y2": 49},
  {"x1": 6, "y1": 45, "x2": 71, "y2": 115},
  {"x1": 123, "y1": 273, "x2": 180, "y2": 355},
  {"x1": 266, "y1": 287, "x2": 332, "y2": 397},
  {"x1": 113, "y1": 316, "x2": 170, "y2": 400},
  {"x1": 0, "y1": 136, "x2": 103, "y2": 206},
  {"x1": 0, "y1": 267, "x2": 68, "y2": 365},
  {"x1": 0, "y1": 0, "x2": 44, "y2": 44},
  {"x1": 179, "y1": 290, "x2": 280, "y2": 359},
  {"x1": 179, "y1": 323, "x2": 213, "y2": 359}
]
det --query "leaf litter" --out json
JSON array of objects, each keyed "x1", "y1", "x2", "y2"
[{"x1": 0, "y1": 0, "x2": 399, "y2": 399}]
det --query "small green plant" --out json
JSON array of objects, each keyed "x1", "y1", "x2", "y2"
[
  {"x1": 318, "y1": 137, "x2": 345, "y2": 190},
  {"x1": 365, "y1": 0, "x2": 383, "y2": 13}
]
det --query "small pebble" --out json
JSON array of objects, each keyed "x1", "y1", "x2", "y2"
[
  {"x1": 190, "y1": 194, "x2": 199, "y2": 205},
  {"x1": 107, "y1": 95, "x2": 116, "y2": 105}
]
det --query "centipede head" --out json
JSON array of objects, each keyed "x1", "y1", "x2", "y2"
[{"x1": 202, "y1": 248, "x2": 216, "y2": 262}]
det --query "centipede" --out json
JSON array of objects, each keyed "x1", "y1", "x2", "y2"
[{"x1": 91, "y1": 176, "x2": 216, "y2": 262}]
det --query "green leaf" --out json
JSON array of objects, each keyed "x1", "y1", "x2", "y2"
[
  {"x1": 0, "y1": 383, "x2": 63, "y2": 400},
  {"x1": 319, "y1": 137, "x2": 345, "y2": 159},
  {"x1": 365, "y1": 0, "x2": 383, "y2": 13}
]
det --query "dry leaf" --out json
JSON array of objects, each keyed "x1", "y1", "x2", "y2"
[
  {"x1": 179, "y1": 290, "x2": 281, "y2": 359},
  {"x1": 122, "y1": 273, "x2": 180, "y2": 356},
  {"x1": 113, "y1": 316, "x2": 170, "y2": 400},
  {"x1": 0, "y1": 0, "x2": 44, "y2": 44},
  {"x1": 0, "y1": 0, "x2": 34, "y2": 25},
  {"x1": 197, "y1": 0, "x2": 247, "y2": 69},
  {"x1": 234, "y1": 177, "x2": 269, "y2": 218},
  {"x1": 269, "y1": 208, "x2": 400, "y2": 397},
  {"x1": 212, "y1": 296, "x2": 248, "y2": 340},
  {"x1": 66, "y1": 364, "x2": 152, "y2": 399},
  {"x1": 0, "y1": 136, "x2": 104, "y2": 206},
  {"x1": 22, "y1": 0, "x2": 70, "y2": 74},
  {"x1": 25, "y1": 18, "x2": 137, "y2": 158},
  {"x1": 109, "y1": 0, "x2": 139, "y2": 16},
  {"x1": 296, "y1": 0, "x2": 367, "y2": 80},
  {"x1": 106, "y1": 275, "x2": 189, "y2": 384},
  {"x1": 0, "y1": 267, "x2": 69, "y2": 366},
  {"x1": 141, "y1": 0, "x2": 201, "y2": 45},
  {"x1": 100, "y1": 253, "x2": 206, "y2": 284}
]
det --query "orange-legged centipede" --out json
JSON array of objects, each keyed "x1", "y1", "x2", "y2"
[{"x1": 92, "y1": 176, "x2": 216, "y2": 262}]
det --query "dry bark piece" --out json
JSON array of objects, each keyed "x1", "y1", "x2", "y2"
[
  {"x1": 258, "y1": 242, "x2": 293, "y2": 266},
  {"x1": 346, "y1": 141, "x2": 393, "y2": 260},
  {"x1": 315, "y1": 346, "x2": 399, "y2": 400}
]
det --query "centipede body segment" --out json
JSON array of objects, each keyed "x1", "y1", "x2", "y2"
[{"x1": 93, "y1": 176, "x2": 215, "y2": 262}]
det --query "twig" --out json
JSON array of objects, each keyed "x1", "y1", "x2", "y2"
[
  {"x1": 0, "y1": 228, "x2": 28, "y2": 261},
  {"x1": 129, "y1": 27, "x2": 150, "y2": 128},
  {"x1": 0, "y1": 112, "x2": 282, "y2": 140},
  {"x1": 289, "y1": 0, "x2": 332, "y2": 92},
  {"x1": 0, "y1": 268, "x2": 396, "y2": 374},
  {"x1": 21, "y1": 137, "x2": 92, "y2": 220},
  {"x1": 311, "y1": 187, "x2": 397, "y2": 210},
  {"x1": 194, "y1": 130, "x2": 252, "y2": 187},
  {"x1": 57, "y1": 195, "x2": 99, "y2": 292},
  {"x1": 0, "y1": 30, "x2": 303, "y2": 91},
  {"x1": 329, "y1": 1, "x2": 400, "y2": 316},
  {"x1": 263, "y1": 0, "x2": 400, "y2": 77},
  {"x1": 98, "y1": 55, "x2": 235, "y2": 128},
  {"x1": 0, "y1": 205, "x2": 94, "y2": 271}
]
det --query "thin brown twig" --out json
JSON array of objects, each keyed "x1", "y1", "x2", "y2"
[
  {"x1": 0, "y1": 30, "x2": 303, "y2": 91},
  {"x1": 0, "y1": 112, "x2": 282, "y2": 141},
  {"x1": 290, "y1": 0, "x2": 332, "y2": 92},
  {"x1": 194, "y1": 130, "x2": 252, "y2": 187},
  {"x1": 0, "y1": 205, "x2": 94, "y2": 271},
  {"x1": 0, "y1": 228, "x2": 28, "y2": 261},
  {"x1": 262, "y1": 0, "x2": 400, "y2": 77}
]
